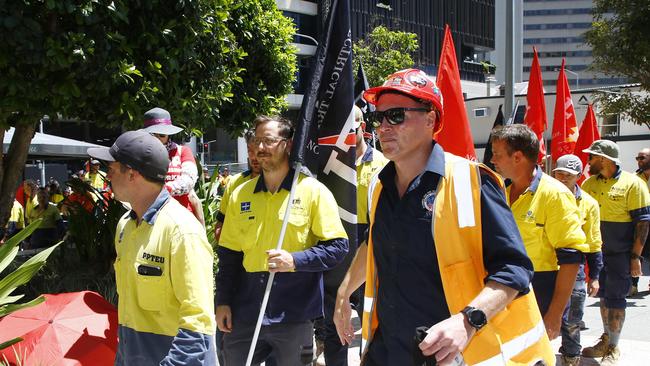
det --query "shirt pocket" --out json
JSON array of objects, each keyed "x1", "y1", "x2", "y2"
[
  {"x1": 230, "y1": 214, "x2": 260, "y2": 251},
  {"x1": 281, "y1": 211, "x2": 311, "y2": 251},
  {"x1": 134, "y1": 268, "x2": 167, "y2": 312}
]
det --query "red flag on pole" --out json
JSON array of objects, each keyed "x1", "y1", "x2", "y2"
[
  {"x1": 574, "y1": 104, "x2": 600, "y2": 183},
  {"x1": 551, "y1": 58, "x2": 579, "y2": 161},
  {"x1": 524, "y1": 47, "x2": 548, "y2": 163},
  {"x1": 434, "y1": 25, "x2": 477, "y2": 160}
]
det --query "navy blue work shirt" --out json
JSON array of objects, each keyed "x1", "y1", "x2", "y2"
[{"x1": 366, "y1": 143, "x2": 534, "y2": 366}]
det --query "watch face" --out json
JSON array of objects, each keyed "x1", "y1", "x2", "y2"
[{"x1": 470, "y1": 309, "x2": 487, "y2": 327}]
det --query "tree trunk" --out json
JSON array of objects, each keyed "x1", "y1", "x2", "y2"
[{"x1": 0, "y1": 122, "x2": 37, "y2": 228}]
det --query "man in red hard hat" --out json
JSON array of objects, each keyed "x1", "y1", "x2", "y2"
[{"x1": 334, "y1": 69, "x2": 553, "y2": 365}]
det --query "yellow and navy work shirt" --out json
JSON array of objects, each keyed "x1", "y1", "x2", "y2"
[
  {"x1": 356, "y1": 144, "x2": 388, "y2": 243},
  {"x1": 27, "y1": 203, "x2": 61, "y2": 229},
  {"x1": 581, "y1": 169, "x2": 650, "y2": 254},
  {"x1": 217, "y1": 170, "x2": 348, "y2": 325},
  {"x1": 575, "y1": 186, "x2": 603, "y2": 281},
  {"x1": 216, "y1": 170, "x2": 254, "y2": 223},
  {"x1": 113, "y1": 189, "x2": 216, "y2": 366},
  {"x1": 507, "y1": 167, "x2": 587, "y2": 272}
]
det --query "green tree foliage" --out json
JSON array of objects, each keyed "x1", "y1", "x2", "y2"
[
  {"x1": 0, "y1": 0, "x2": 296, "y2": 227},
  {"x1": 585, "y1": 0, "x2": 650, "y2": 127},
  {"x1": 353, "y1": 26, "x2": 419, "y2": 88}
]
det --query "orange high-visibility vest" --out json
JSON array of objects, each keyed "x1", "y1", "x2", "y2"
[{"x1": 361, "y1": 154, "x2": 554, "y2": 366}]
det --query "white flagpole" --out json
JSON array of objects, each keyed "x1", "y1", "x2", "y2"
[{"x1": 244, "y1": 163, "x2": 303, "y2": 366}]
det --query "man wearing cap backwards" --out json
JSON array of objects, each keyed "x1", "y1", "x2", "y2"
[
  {"x1": 580, "y1": 140, "x2": 650, "y2": 365},
  {"x1": 489, "y1": 125, "x2": 587, "y2": 341},
  {"x1": 88, "y1": 130, "x2": 216, "y2": 365},
  {"x1": 216, "y1": 115, "x2": 348, "y2": 366},
  {"x1": 143, "y1": 107, "x2": 204, "y2": 225},
  {"x1": 84, "y1": 159, "x2": 107, "y2": 191},
  {"x1": 334, "y1": 69, "x2": 552, "y2": 366},
  {"x1": 552, "y1": 154, "x2": 603, "y2": 366}
]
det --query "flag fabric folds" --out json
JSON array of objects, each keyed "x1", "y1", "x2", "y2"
[
  {"x1": 575, "y1": 104, "x2": 600, "y2": 182},
  {"x1": 551, "y1": 58, "x2": 579, "y2": 162},
  {"x1": 524, "y1": 47, "x2": 548, "y2": 163},
  {"x1": 289, "y1": 0, "x2": 357, "y2": 272},
  {"x1": 354, "y1": 61, "x2": 374, "y2": 113},
  {"x1": 434, "y1": 25, "x2": 477, "y2": 161},
  {"x1": 483, "y1": 104, "x2": 505, "y2": 170}
]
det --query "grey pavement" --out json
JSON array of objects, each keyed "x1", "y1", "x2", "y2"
[{"x1": 336, "y1": 274, "x2": 650, "y2": 365}]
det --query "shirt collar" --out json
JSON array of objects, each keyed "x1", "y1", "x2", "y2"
[
  {"x1": 574, "y1": 184, "x2": 583, "y2": 200},
  {"x1": 528, "y1": 165, "x2": 544, "y2": 193},
  {"x1": 378, "y1": 142, "x2": 446, "y2": 189},
  {"x1": 360, "y1": 143, "x2": 374, "y2": 163},
  {"x1": 129, "y1": 188, "x2": 171, "y2": 225},
  {"x1": 242, "y1": 169, "x2": 252, "y2": 178},
  {"x1": 597, "y1": 166, "x2": 623, "y2": 180},
  {"x1": 505, "y1": 165, "x2": 543, "y2": 193},
  {"x1": 254, "y1": 168, "x2": 295, "y2": 193}
]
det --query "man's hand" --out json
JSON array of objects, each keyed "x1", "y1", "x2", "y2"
[
  {"x1": 216, "y1": 305, "x2": 233, "y2": 333},
  {"x1": 543, "y1": 312, "x2": 561, "y2": 340},
  {"x1": 334, "y1": 292, "x2": 355, "y2": 345},
  {"x1": 214, "y1": 221, "x2": 223, "y2": 243},
  {"x1": 267, "y1": 249, "x2": 295, "y2": 272},
  {"x1": 419, "y1": 313, "x2": 473, "y2": 365},
  {"x1": 631, "y1": 258, "x2": 643, "y2": 277},
  {"x1": 588, "y1": 278, "x2": 600, "y2": 297}
]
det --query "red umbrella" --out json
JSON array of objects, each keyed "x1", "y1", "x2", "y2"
[{"x1": 0, "y1": 291, "x2": 117, "y2": 366}]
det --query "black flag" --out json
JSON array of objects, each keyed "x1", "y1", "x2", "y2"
[
  {"x1": 483, "y1": 104, "x2": 505, "y2": 169},
  {"x1": 290, "y1": 0, "x2": 357, "y2": 255},
  {"x1": 354, "y1": 61, "x2": 374, "y2": 113}
]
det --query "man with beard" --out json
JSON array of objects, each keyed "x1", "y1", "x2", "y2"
[
  {"x1": 216, "y1": 116, "x2": 348, "y2": 366},
  {"x1": 214, "y1": 129, "x2": 262, "y2": 242},
  {"x1": 580, "y1": 140, "x2": 650, "y2": 365}
]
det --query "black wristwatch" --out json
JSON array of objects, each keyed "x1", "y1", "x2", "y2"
[
  {"x1": 460, "y1": 306, "x2": 487, "y2": 331},
  {"x1": 631, "y1": 253, "x2": 642, "y2": 260}
]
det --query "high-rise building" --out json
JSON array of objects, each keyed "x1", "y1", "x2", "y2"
[
  {"x1": 522, "y1": 0, "x2": 627, "y2": 91},
  {"x1": 277, "y1": 0, "x2": 497, "y2": 109}
]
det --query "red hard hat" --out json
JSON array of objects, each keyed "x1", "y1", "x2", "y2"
[{"x1": 363, "y1": 69, "x2": 444, "y2": 117}]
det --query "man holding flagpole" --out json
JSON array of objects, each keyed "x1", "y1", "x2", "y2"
[
  {"x1": 334, "y1": 69, "x2": 553, "y2": 365},
  {"x1": 216, "y1": 115, "x2": 348, "y2": 366}
]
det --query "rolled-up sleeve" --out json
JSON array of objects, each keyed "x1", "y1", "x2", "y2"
[{"x1": 480, "y1": 172, "x2": 534, "y2": 294}]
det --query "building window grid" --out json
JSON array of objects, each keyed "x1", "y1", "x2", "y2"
[
  {"x1": 524, "y1": 22, "x2": 592, "y2": 30},
  {"x1": 523, "y1": 8, "x2": 592, "y2": 16},
  {"x1": 523, "y1": 36, "x2": 585, "y2": 44}
]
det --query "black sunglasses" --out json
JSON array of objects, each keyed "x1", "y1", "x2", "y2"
[{"x1": 367, "y1": 107, "x2": 431, "y2": 128}]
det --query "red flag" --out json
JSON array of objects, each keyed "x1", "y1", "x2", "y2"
[
  {"x1": 434, "y1": 25, "x2": 476, "y2": 160},
  {"x1": 524, "y1": 47, "x2": 548, "y2": 163},
  {"x1": 551, "y1": 58, "x2": 579, "y2": 161},
  {"x1": 575, "y1": 104, "x2": 600, "y2": 183}
]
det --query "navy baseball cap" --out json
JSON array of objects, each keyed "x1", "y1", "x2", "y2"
[{"x1": 87, "y1": 130, "x2": 169, "y2": 182}]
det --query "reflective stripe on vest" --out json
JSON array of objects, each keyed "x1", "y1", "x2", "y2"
[{"x1": 361, "y1": 153, "x2": 554, "y2": 366}]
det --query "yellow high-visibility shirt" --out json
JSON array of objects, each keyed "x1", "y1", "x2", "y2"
[
  {"x1": 507, "y1": 169, "x2": 587, "y2": 271},
  {"x1": 220, "y1": 172, "x2": 348, "y2": 272},
  {"x1": 357, "y1": 146, "x2": 388, "y2": 226}
]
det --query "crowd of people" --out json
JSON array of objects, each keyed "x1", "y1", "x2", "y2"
[{"x1": 6, "y1": 69, "x2": 648, "y2": 366}]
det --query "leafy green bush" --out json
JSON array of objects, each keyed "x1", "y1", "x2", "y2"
[{"x1": 0, "y1": 220, "x2": 61, "y2": 350}]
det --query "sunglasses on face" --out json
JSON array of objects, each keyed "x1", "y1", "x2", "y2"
[
  {"x1": 366, "y1": 107, "x2": 431, "y2": 128},
  {"x1": 636, "y1": 156, "x2": 647, "y2": 161}
]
